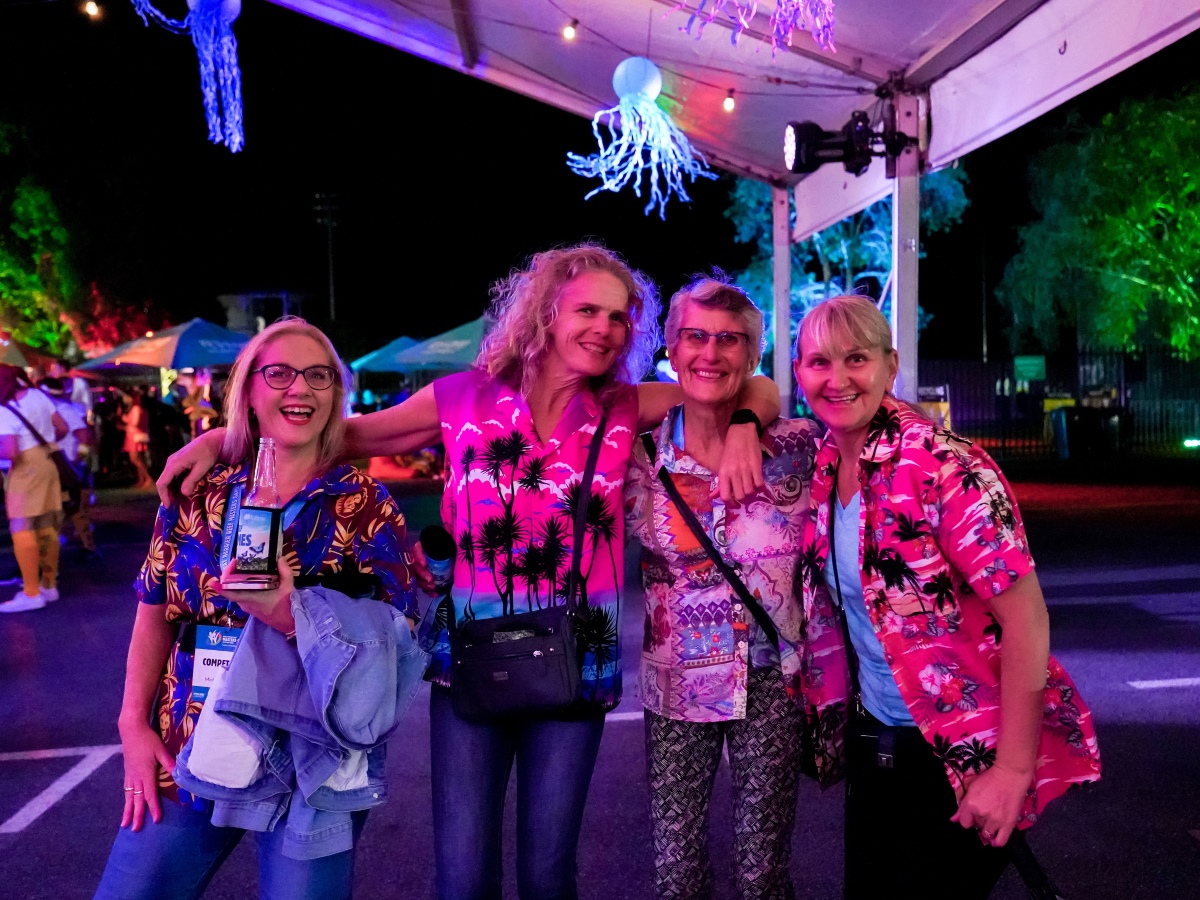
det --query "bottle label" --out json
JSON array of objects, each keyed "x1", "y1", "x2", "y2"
[{"x1": 233, "y1": 507, "x2": 280, "y2": 574}]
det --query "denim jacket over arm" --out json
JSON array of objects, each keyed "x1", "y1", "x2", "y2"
[{"x1": 173, "y1": 586, "x2": 429, "y2": 859}]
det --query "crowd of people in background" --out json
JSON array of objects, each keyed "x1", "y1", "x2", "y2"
[{"x1": 0, "y1": 362, "x2": 225, "y2": 613}]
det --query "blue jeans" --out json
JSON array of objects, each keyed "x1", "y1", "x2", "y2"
[
  {"x1": 93, "y1": 800, "x2": 367, "y2": 900},
  {"x1": 429, "y1": 686, "x2": 606, "y2": 900}
]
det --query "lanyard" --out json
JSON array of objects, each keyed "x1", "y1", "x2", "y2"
[{"x1": 827, "y1": 461, "x2": 865, "y2": 717}]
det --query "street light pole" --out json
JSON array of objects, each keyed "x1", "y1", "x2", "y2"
[{"x1": 313, "y1": 192, "x2": 341, "y2": 321}]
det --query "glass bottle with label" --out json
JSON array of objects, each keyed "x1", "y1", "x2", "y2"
[{"x1": 227, "y1": 438, "x2": 283, "y2": 590}]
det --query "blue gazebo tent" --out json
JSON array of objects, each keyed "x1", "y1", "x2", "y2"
[
  {"x1": 363, "y1": 318, "x2": 484, "y2": 375},
  {"x1": 79, "y1": 318, "x2": 249, "y2": 370},
  {"x1": 350, "y1": 336, "x2": 418, "y2": 373}
]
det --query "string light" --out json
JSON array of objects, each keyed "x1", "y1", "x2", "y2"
[
  {"x1": 562, "y1": 19, "x2": 579, "y2": 41},
  {"x1": 723, "y1": 89, "x2": 736, "y2": 113},
  {"x1": 83, "y1": 1, "x2": 100, "y2": 17}
]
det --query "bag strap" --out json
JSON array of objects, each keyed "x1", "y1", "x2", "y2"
[
  {"x1": 826, "y1": 461, "x2": 865, "y2": 716},
  {"x1": 640, "y1": 433, "x2": 781, "y2": 649},
  {"x1": 563, "y1": 412, "x2": 608, "y2": 612},
  {"x1": 3, "y1": 393, "x2": 54, "y2": 449},
  {"x1": 1010, "y1": 830, "x2": 1067, "y2": 900}
]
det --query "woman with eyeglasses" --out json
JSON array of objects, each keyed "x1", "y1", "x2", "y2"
[
  {"x1": 94, "y1": 318, "x2": 418, "y2": 900},
  {"x1": 625, "y1": 277, "x2": 822, "y2": 899}
]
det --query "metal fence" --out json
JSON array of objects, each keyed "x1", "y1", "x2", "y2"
[{"x1": 918, "y1": 351, "x2": 1200, "y2": 459}]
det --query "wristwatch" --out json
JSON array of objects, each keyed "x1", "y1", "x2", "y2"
[{"x1": 729, "y1": 408, "x2": 763, "y2": 435}]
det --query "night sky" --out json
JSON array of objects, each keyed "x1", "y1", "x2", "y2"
[{"x1": 0, "y1": 1, "x2": 1196, "y2": 361}]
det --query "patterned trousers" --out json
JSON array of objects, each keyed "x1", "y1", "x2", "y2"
[{"x1": 645, "y1": 666, "x2": 804, "y2": 900}]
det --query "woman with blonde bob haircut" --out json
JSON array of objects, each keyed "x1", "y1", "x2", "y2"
[
  {"x1": 95, "y1": 317, "x2": 418, "y2": 900},
  {"x1": 219, "y1": 317, "x2": 348, "y2": 472},
  {"x1": 158, "y1": 244, "x2": 783, "y2": 899},
  {"x1": 794, "y1": 295, "x2": 1100, "y2": 898}
]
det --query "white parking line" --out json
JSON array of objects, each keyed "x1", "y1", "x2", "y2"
[
  {"x1": 0, "y1": 744, "x2": 121, "y2": 834},
  {"x1": 0, "y1": 744, "x2": 121, "y2": 762},
  {"x1": 1127, "y1": 677, "x2": 1200, "y2": 690}
]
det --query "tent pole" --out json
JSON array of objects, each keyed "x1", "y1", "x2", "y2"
[
  {"x1": 771, "y1": 185, "x2": 792, "y2": 414},
  {"x1": 890, "y1": 93, "x2": 921, "y2": 402}
]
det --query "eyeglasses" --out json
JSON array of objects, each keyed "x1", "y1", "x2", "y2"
[
  {"x1": 251, "y1": 364, "x2": 339, "y2": 391},
  {"x1": 677, "y1": 328, "x2": 751, "y2": 350}
]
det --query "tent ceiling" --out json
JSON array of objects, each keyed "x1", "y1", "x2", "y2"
[{"x1": 270, "y1": 0, "x2": 1200, "y2": 221}]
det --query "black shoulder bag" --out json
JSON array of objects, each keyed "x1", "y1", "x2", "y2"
[
  {"x1": 640, "y1": 433, "x2": 780, "y2": 649},
  {"x1": 449, "y1": 413, "x2": 608, "y2": 720},
  {"x1": 4, "y1": 394, "x2": 82, "y2": 515}
]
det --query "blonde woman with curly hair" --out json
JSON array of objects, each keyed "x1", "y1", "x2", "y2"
[
  {"x1": 95, "y1": 318, "x2": 417, "y2": 900},
  {"x1": 159, "y1": 243, "x2": 780, "y2": 899}
]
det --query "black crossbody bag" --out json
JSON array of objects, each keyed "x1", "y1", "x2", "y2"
[
  {"x1": 827, "y1": 467, "x2": 1065, "y2": 900},
  {"x1": 640, "y1": 433, "x2": 781, "y2": 649},
  {"x1": 448, "y1": 413, "x2": 607, "y2": 721}
]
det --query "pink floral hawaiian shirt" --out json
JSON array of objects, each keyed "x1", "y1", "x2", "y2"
[
  {"x1": 626, "y1": 409, "x2": 822, "y2": 722},
  {"x1": 800, "y1": 398, "x2": 1101, "y2": 827}
]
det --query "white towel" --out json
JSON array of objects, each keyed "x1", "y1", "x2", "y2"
[{"x1": 187, "y1": 665, "x2": 264, "y2": 789}]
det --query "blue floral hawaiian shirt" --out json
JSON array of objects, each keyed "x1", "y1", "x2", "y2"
[{"x1": 134, "y1": 462, "x2": 416, "y2": 806}]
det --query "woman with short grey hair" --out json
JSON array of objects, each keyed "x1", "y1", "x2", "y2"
[{"x1": 627, "y1": 275, "x2": 822, "y2": 900}]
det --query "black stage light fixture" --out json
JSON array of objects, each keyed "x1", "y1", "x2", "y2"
[{"x1": 784, "y1": 108, "x2": 910, "y2": 177}]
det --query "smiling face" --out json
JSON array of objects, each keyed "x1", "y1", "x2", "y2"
[
  {"x1": 248, "y1": 333, "x2": 336, "y2": 456},
  {"x1": 668, "y1": 301, "x2": 754, "y2": 409},
  {"x1": 794, "y1": 330, "x2": 898, "y2": 443},
  {"x1": 543, "y1": 270, "x2": 631, "y2": 382}
]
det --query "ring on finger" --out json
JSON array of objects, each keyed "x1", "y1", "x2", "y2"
[
  {"x1": 132, "y1": 790, "x2": 144, "y2": 795},
  {"x1": 123, "y1": 786, "x2": 134, "y2": 792}
]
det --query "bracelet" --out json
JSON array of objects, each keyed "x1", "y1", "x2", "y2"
[
  {"x1": 729, "y1": 408, "x2": 763, "y2": 435},
  {"x1": 284, "y1": 629, "x2": 297, "y2": 642}
]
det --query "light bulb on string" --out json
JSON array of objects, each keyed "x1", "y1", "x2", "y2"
[
  {"x1": 562, "y1": 19, "x2": 579, "y2": 41},
  {"x1": 723, "y1": 90, "x2": 736, "y2": 113}
]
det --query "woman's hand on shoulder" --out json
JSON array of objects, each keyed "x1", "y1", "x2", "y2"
[
  {"x1": 217, "y1": 559, "x2": 296, "y2": 635},
  {"x1": 156, "y1": 428, "x2": 226, "y2": 507},
  {"x1": 115, "y1": 718, "x2": 175, "y2": 831},
  {"x1": 950, "y1": 760, "x2": 1033, "y2": 848},
  {"x1": 716, "y1": 422, "x2": 765, "y2": 506}
]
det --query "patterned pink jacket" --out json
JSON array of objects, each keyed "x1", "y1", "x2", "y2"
[{"x1": 800, "y1": 398, "x2": 1101, "y2": 827}]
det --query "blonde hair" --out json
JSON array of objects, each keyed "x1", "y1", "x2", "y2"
[
  {"x1": 476, "y1": 243, "x2": 662, "y2": 406},
  {"x1": 795, "y1": 294, "x2": 894, "y2": 359},
  {"x1": 665, "y1": 275, "x2": 765, "y2": 370},
  {"x1": 220, "y1": 317, "x2": 347, "y2": 472}
]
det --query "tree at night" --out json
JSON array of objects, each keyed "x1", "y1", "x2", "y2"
[
  {"x1": 998, "y1": 89, "x2": 1200, "y2": 360},
  {"x1": 725, "y1": 166, "x2": 969, "y2": 367},
  {"x1": 0, "y1": 173, "x2": 77, "y2": 354}
]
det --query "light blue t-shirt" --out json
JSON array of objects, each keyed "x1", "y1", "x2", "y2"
[{"x1": 824, "y1": 493, "x2": 915, "y2": 726}]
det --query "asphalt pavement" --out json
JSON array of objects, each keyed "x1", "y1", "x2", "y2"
[{"x1": 1, "y1": 480, "x2": 1198, "y2": 899}]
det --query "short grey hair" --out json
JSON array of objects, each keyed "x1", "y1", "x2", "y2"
[{"x1": 664, "y1": 275, "x2": 765, "y2": 370}]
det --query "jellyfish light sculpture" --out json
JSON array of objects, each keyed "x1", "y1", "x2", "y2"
[
  {"x1": 676, "y1": 0, "x2": 837, "y2": 53},
  {"x1": 567, "y1": 56, "x2": 716, "y2": 219},
  {"x1": 129, "y1": 0, "x2": 244, "y2": 152}
]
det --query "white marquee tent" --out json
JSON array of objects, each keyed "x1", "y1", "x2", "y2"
[{"x1": 268, "y1": 0, "x2": 1200, "y2": 400}]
